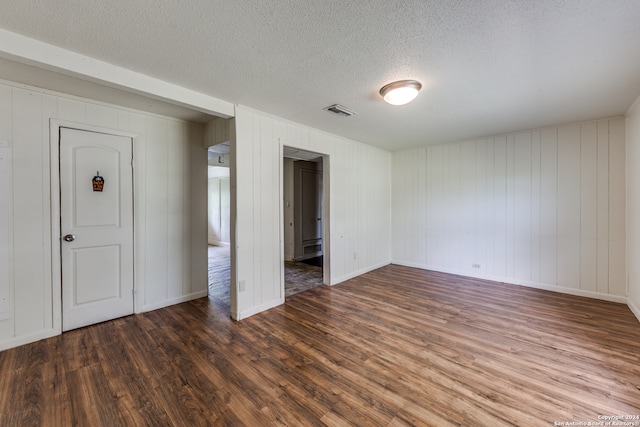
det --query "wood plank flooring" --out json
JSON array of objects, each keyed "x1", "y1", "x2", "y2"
[{"x1": 1, "y1": 264, "x2": 640, "y2": 426}]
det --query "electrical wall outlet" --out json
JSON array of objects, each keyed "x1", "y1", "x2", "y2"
[
  {"x1": 239, "y1": 280, "x2": 246, "y2": 292},
  {"x1": 472, "y1": 263, "x2": 481, "y2": 269}
]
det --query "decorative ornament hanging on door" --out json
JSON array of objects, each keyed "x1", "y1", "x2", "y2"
[{"x1": 92, "y1": 171, "x2": 104, "y2": 192}]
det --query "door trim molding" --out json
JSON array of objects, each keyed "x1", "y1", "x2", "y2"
[
  {"x1": 279, "y1": 140, "x2": 331, "y2": 299},
  {"x1": 49, "y1": 120, "x2": 140, "y2": 333}
]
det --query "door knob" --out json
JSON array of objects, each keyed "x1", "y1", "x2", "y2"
[{"x1": 63, "y1": 234, "x2": 75, "y2": 242}]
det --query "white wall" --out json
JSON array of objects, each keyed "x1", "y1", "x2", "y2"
[
  {"x1": 208, "y1": 174, "x2": 231, "y2": 246},
  {"x1": 627, "y1": 97, "x2": 640, "y2": 320},
  {"x1": 232, "y1": 106, "x2": 392, "y2": 319},
  {"x1": 0, "y1": 140, "x2": 10, "y2": 320},
  {"x1": 0, "y1": 80, "x2": 208, "y2": 351},
  {"x1": 392, "y1": 118, "x2": 626, "y2": 302}
]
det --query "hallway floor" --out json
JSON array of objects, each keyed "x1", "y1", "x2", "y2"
[
  {"x1": 208, "y1": 245, "x2": 231, "y2": 305},
  {"x1": 208, "y1": 245, "x2": 323, "y2": 306},
  {"x1": 283, "y1": 259, "x2": 323, "y2": 296}
]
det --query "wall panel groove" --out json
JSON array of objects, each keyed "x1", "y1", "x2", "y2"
[
  {"x1": 392, "y1": 117, "x2": 626, "y2": 301},
  {"x1": 234, "y1": 106, "x2": 392, "y2": 320},
  {"x1": 627, "y1": 95, "x2": 640, "y2": 317},
  {"x1": 0, "y1": 81, "x2": 208, "y2": 351}
]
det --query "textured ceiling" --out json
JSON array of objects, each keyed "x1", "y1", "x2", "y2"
[{"x1": 0, "y1": 0, "x2": 639, "y2": 151}]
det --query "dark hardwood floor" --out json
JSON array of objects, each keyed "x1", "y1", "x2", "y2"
[{"x1": 1, "y1": 264, "x2": 640, "y2": 426}]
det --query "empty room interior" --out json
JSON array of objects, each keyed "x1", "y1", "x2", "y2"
[{"x1": 1, "y1": 1, "x2": 640, "y2": 425}]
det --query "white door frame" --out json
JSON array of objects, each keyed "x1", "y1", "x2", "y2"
[
  {"x1": 279, "y1": 140, "x2": 331, "y2": 298},
  {"x1": 50, "y1": 120, "x2": 142, "y2": 333}
]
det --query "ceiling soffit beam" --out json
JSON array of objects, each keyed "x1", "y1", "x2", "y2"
[{"x1": 0, "y1": 28, "x2": 234, "y2": 118}]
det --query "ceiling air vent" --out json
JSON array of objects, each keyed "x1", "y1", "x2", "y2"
[{"x1": 323, "y1": 104, "x2": 356, "y2": 117}]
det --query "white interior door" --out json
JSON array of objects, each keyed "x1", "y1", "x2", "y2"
[{"x1": 60, "y1": 127, "x2": 134, "y2": 331}]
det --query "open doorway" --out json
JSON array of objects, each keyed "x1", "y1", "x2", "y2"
[
  {"x1": 283, "y1": 147, "x2": 325, "y2": 297},
  {"x1": 207, "y1": 145, "x2": 231, "y2": 306}
]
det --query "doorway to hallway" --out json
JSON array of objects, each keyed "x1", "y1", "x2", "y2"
[
  {"x1": 207, "y1": 148, "x2": 231, "y2": 306},
  {"x1": 283, "y1": 147, "x2": 326, "y2": 297}
]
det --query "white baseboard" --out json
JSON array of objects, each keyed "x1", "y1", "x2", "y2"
[
  {"x1": 0, "y1": 290, "x2": 210, "y2": 351},
  {"x1": 628, "y1": 298, "x2": 640, "y2": 323},
  {"x1": 331, "y1": 261, "x2": 391, "y2": 286},
  {"x1": 0, "y1": 328, "x2": 60, "y2": 352},
  {"x1": 391, "y1": 260, "x2": 628, "y2": 304},
  {"x1": 232, "y1": 297, "x2": 284, "y2": 321},
  {"x1": 138, "y1": 289, "x2": 209, "y2": 313}
]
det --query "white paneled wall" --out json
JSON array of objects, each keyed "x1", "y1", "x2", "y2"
[
  {"x1": 208, "y1": 177, "x2": 231, "y2": 246},
  {"x1": 392, "y1": 118, "x2": 626, "y2": 302},
  {"x1": 0, "y1": 141, "x2": 10, "y2": 319},
  {"x1": 232, "y1": 106, "x2": 391, "y2": 320},
  {"x1": 627, "y1": 96, "x2": 640, "y2": 320},
  {"x1": 0, "y1": 81, "x2": 207, "y2": 351}
]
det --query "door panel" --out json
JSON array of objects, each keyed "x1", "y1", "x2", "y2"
[
  {"x1": 74, "y1": 245, "x2": 121, "y2": 304},
  {"x1": 294, "y1": 160, "x2": 323, "y2": 260},
  {"x1": 60, "y1": 127, "x2": 134, "y2": 331}
]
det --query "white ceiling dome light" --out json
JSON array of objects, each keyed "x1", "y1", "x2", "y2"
[{"x1": 379, "y1": 80, "x2": 422, "y2": 106}]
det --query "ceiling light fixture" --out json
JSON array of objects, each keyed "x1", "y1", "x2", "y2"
[{"x1": 379, "y1": 80, "x2": 422, "y2": 106}]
